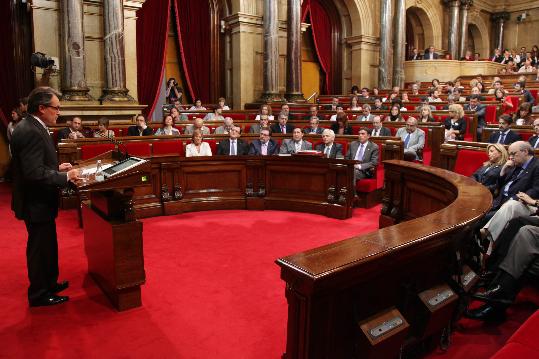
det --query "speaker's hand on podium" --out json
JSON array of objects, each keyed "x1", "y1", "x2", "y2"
[
  {"x1": 59, "y1": 162, "x2": 73, "y2": 172},
  {"x1": 67, "y1": 168, "x2": 81, "y2": 182}
]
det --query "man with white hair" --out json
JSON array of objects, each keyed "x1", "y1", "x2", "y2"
[
  {"x1": 214, "y1": 117, "x2": 234, "y2": 134},
  {"x1": 184, "y1": 117, "x2": 210, "y2": 135},
  {"x1": 315, "y1": 129, "x2": 343, "y2": 158},
  {"x1": 395, "y1": 117, "x2": 425, "y2": 161}
]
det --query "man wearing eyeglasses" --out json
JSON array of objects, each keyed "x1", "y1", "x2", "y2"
[
  {"x1": 248, "y1": 128, "x2": 279, "y2": 156},
  {"x1": 395, "y1": 117, "x2": 425, "y2": 161},
  {"x1": 10, "y1": 87, "x2": 80, "y2": 307}
]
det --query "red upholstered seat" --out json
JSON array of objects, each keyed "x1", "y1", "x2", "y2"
[
  {"x1": 520, "y1": 132, "x2": 532, "y2": 141},
  {"x1": 81, "y1": 144, "x2": 115, "y2": 160},
  {"x1": 492, "y1": 310, "x2": 539, "y2": 358},
  {"x1": 530, "y1": 89, "x2": 538, "y2": 103},
  {"x1": 125, "y1": 142, "x2": 152, "y2": 157},
  {"x1": 351, "y1": 125, "x2": 360, "y2": 135},
  {"x1": 110, "y1": 128, "x2": 121, "y2": 137},
  {"x1": 243, "y1": 124, "x2": 251, "y2": 133},
  {"x1": 389, "y1": 127, "x2": 397, "y2": 136},
  {"x1": 486, "y1": 105, "x2": 497, "y2": 124},
  {"x1": 508, "y1": 96, "x2": 520, "y2": 109},
  {"x1": 356, "y1": 178, "x2": 377, "y2": 192},
  {"x1": 335, "y1": 140, "x2": 348, "y2": 155},
  {"x1": 453, "y1": 149, "x2": 488, "y2": 176},
  {"x1": 229, "y1": 113, "x2": 249, "y2": 121},
  {"x1": 152, "y1": 140, "x2": 183, "y2": 156},
  {"x1": 205, "y1": 139, "x2": 217, "y2": 154}
]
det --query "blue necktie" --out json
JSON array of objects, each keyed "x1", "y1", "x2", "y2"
[
  {"x1": 499, "y1": 133, "x2": 506, "y2": 144},
  {"x1": 404, "y1": 134, "x2": 410, "y2": 148}
]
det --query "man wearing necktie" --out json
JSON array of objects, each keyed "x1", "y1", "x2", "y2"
[
  {"x1": 359, "y1": 104, "x2": 373, "y2": 122},
  {"x1": 370, "y1": 116, "x2": 391, "y2": 137},
  {"x1": 488, "y1": 115, "x2": 522, "y2": 145},
  {"x1": 217, "y1": 126, "x2": 249, "y2": 155},
  {"x1": 270, "y1": 114, "x2": 293, "y2": 134},
  {"x1": 280, "y1": 128, "x2": 313, "y2": 154},
  {"x1": 345, "y1": 128, "x2": 379, "y2": 181},
  {"x1": 528, "y1": 119, "x2": 539, "y2": 149},
  {"x1": 248, "y1": 128, "x2": 278, "y2": 156},
  {"x1": 315, "y1": 129, "x2": 343, "y2": 159},
  {"x1": 395, "y1": 117, "x2": 425, "y2": 161}
]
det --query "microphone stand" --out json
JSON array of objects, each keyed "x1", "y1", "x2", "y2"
[{"x1": 103, "y1": 134, "x2": 129, "y2": 161}]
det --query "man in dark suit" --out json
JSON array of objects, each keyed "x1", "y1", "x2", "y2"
[
  {"x1": 514, "y1": 82, "x2": 536, "y2": 105},
  {"x1": 56, "y1": 116, "x2": 85, "y2": 143},
  {"x1": 324, "y1": 97, "x2": 339, "y2": 111},
  {"x1": 528, "y1": 119, "x2": 539, "y2": 149},
  {"x1": 10, "y1": 87, "x2": 80, "y2": 307},
  {"x1": 303, "y1": 105, "x2": 325, "y2": 121},
  {"x1": 127, "y1": 115, "x2": 153, "y2": 136},
  {"x1": 303, "y1": 116, "x2": 324, "y2": 135},
  {"x1": 346, "y1": 127, "x2": 379, "y2": 181},
  {"x1": 408, "y1": 48, "x2": 422, "y2": 60},
  {"x1": 248, "y1": 128, "x2": 279, "y2": 156},
  {"x1": 490, "y1": 48, "x2": 503, "y2": 63},
  {"x1": 217, "y1": 126, "x2": 249, "y2": 155},
  {"x1": 315, "y1": 129, "x2": 343, "y2": 158},
  {"x1": 369, "y1": 116, "x2": 391, "y2": 137},
  {"x1": 488, "y1": 115, "x2": 522, "y2": 145},
  {"x1": 464, "y1": 95, "x2": 487, "y2": 138},
  {"x1": 423, "y1": 46, "x2": 439, "y2": 60},
  {"x1": 270, "y1": 114, "x2": 294, "y2": 134}
]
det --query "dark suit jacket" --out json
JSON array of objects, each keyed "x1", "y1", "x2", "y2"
[
  {"x1": 464, "y1": 103, "x2": 486, "y2": 128},
  {"x1": 330, "y1": 123, "x2": 353, "y2": 135},
  {"x1": 471, "y1": 164, "x2": 502, "y2": 193},
  {"x1": 11, "y1": 116, "x2": 68, "y2": 222},
  {"x1": 217, "y1": 138, "x2": 249, "y2": 155},
  {"x1": 488, "y1": 130, "x2": 522, "y2": 145},
  {"x1": 127, "y1": 126, "x2": 153, "y2": 136},
  {"x1": 409, "y1": 54, "x2": 423, "y2": 60},
  {"x1": 492, "y1": 157, "x2": 539, "y2": 210},
  {"x1": 345, "y1": 141, "x2": 379, "y2": 178},
  {"x1": 315, "y1": 143, "x2": 343, "y2": 159},
  {"x1": 56, "y1": 127, "x2": 71, "y2": 143},
  {"x1": 529, "y1": 135, "x2": 539, "y2": 148},
  {"x1": 369, "y1": 127, "x2": 391, "y2": 137},
  {"x1": 303, "y1": 114, "x2": 326, "y2": 121},
  {"x1": 248, "y1": 139, "x2": 279, "y2": 156},
  {"x1": 423, "y1": 52, "x2": 439, "y2": 60},
  {"x1": 303, "y1": 127, "x2": 324, "y2": 135},
  {"x1": 444, "y1": 117, "x2": 467, "y2": 140},
  {"x1": 270, "y1": 123, "x2": 294, "y2": 134}
]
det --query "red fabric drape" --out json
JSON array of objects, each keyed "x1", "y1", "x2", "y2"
[
  {"x1": 136, "y1": 0, "x2": 171, "y2": 119},
  {"x1": 173, "y1": 0, "x2": 212, "y2": 103},
  {"x1": 301, "y1": 0, "x2": 333, "y2": 94},
  {"x1": 0, "y1": 1, "x2": 17, "y2": 126}
]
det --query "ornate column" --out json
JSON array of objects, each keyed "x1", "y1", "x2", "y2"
[
  {"x1": 100, "y1": 0, "x2": 134, "y2": 102},
  {"x1": 491, "y1": 12, "x2": 510, "y2": 51},
  {"x1": 444, "y1": 0, "x2": 461, "y2": 60},
  {"x1": 378, "y1": 0, "x2": 393, "y2": 89},
  {"x1": 60, "y1": 0, "x2": 92, "y2": 101},
  {"x1": 392, "y1": 0, "x2": 405, "y2": 88},
  {"x1": 458, "y1": 0, "x2": 473, "y2": 59},
  {"x1": 260, "y1": 0, "x2": 281, "y2": 102},
  {"x1": 285, "y1": 0, "x2": 304, "y2": 102}
]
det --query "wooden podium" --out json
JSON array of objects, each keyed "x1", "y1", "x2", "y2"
[{"x1": 73, "y1": 151, "x2": 151, "y2": 311}]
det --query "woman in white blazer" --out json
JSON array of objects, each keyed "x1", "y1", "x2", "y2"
[{"x1": 185, "y1": 129, "x2": 212, "y2": 157}]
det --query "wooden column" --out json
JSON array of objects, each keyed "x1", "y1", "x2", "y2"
[{"x1": 285, "y1": 0, "x2": 304, "y2": 102}]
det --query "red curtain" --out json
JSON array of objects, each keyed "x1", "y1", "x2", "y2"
[
  {"x1": 136, "y1": 0, "x2": 171, "y2": 119},
  {"x1": 173, "y1": 0, "x2": 212, "y2": 103},
  {"x1": 301, "y1": 0, "x2": 333, "y2": 94},
  {"x1": 0, "y1": 1, "x2": 17, "y2": 126}
]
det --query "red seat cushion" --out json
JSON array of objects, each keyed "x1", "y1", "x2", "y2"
[
  {"x1": 453, "y1": 149, "x2": 488, "y2": 176},
  {"x1": 81, "y1": 144, "x2": 115, "y2": 160},
  {"x1": 125, "y1": 142, "x2": 152, "y2": 157},
  {"x1": 508, "y1": 96, "x2": 520, "y2": 109},
  {"x1": 205, "y1": 140, "x2": 217, "y2": 154},
  {"x1": 335, "y1": 140, "x2": 348, "y2": 155},
  {"x1": 506, "y1": 310, "x2": 539, "y2": 351},
  {"x1": 486, "y1": 105, "x2": 497, "y2": 124},
  {"x1": 520, "y1": 132, "x2": 532, "y2": 141},
  {"x1": 492, "y1": 343, "x2": 539, "y2": 359},
  {"x1": 152, "y1": 140, "x2": 184, "y2": 156}
]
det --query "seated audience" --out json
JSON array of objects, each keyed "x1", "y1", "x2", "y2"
[
  {"x1": 487, "y1": 80, "x2": 507, "y2": 95},
  {"x1": 315, "y1": 129, "x2": 343, "y2": 159},
  {"x1": 372, "y1": 87, "x2": 380, "y2": 96},
  {"x1": 215, "y1": 117, "x2": 235, "y2": 134},
  {"x1": 271, "y1": 114, "x2": 294, "y2": 134},
  {"x1": 464, "y1": 95, "x2": 486, "y2": 138},
  {"x1": 494, "y1": 88, "x2": 514, "y2": 114},
  {"x1": 360, "y1": 87, "x2": 371, "y2": 101},
  {"x1": 155, "y1": 115, "x2": 180, "y2": 136},
  {"x1": 203, "y1": 107, "x2": 225, "y2": 122},
  {"x1": 369, "y1": 116, "x2": 391, "y2": 137},
  {"x1": 188, "y1": 99, "x2": 206, "y2": 111},
  {"x1": 345, "y1": 127, "x2": 379, "y2": 181},
  {"x1": 452, "y1": 89, "x2": 466, "y2": 102},
  {"x1": 372, "y1": 97, "x2": 386, "y2": 111},
  {"x1": 255, "y1": 104, "x2": 274, "y2": 122},
  {"x1": 329, "y1": 105, "x2": 345, "y2": 122},
  {"x1": 304, "y1": 116, "x2": 324, "y2": 135},
  {"x1": 217, "y1": 97, "x2": 230, "y2": 110},
  {"x1": 325, "y1": 97, "x2": 339, "y2": 111},
  {"x1": 460, "y1": 50, "x2": 474, "y2": 61},
  {"x1": 250, "y1": 115, "x2": 270, "y2": 134},
  {"x1": 184, "y1": 118, "x2": 210, "y2": 135},
  {"x1": 444, "y1": 104, "x2": 467, "y2": 141},
  {"x1": 248, "y1": 128, "x2": 278, "y2": 156},
  {"x1": 513, "y1": 102, "x2": 533, "y2": 126},
  {"x1": 409, "y1": 47, "x2": 422, "y2": 60},
  {"x1": 423, "y1": 45, "x2": 439, "y2": 60},
  {"x1": 529, "y1": 119, "x2": 539, "y2": 148},
  {"x1": 216, "y1": 126, "x2": 249, "y2": 155},
  {"x1": 280, "y1": 128, "x2": 313, "y2": 154},
  {"x1": 94, "y1": 117, "x2": 115, "y2": 138},
  {"x1": 348, "y1": 96, "x2": 362, "y2": 111},
  {"x1": 304, "y1": 105, "x2": 325, "y2": 121},
  {"x1": 418, "y1": 105, "x2": 435, "y2": 123},
  {"x1": 57, "y1": 116, "x2": 85, "y2": 142},
  {"x1": 514, "y1": 82, "x2": 536, "y2": 105},
  {"x1": 471, "y1": 143, "x2": 508, "y2": 194},
  {"x1": 386, "y1": 104, "x2": 403, "y2": 122},
  {"x1": 415, "y1": 97, "x2": 436, "y2": 111},
  {"x1": 185, "y1": 129, "x2": 212, "y2": 157},
  {"x1": 396, "y1": 117, "x2": 425, "y2": 161},
  {"x1": 128, "y1": 115, "x2": 153, "y2": 136},
  {"x1": 350, "y1": 85, "x2": 360, "y2": 96},
  {"x1": 331, "y1": 113, "x2": 353, "y2": 135},
  {"x1": 170, "y1": 107, "x2": 183, "y2": 123},
  {"x1": 488, "y1": 115, "x2": 522, "y2": 145},
  {"x1": 427, "y1": 88, "x2": 442, "y2": 103},
  {"x1": 518, "y1": 59, "x2": 536, "y2": 73},
  {"x1": 358, "y1": 104, "x2": 374, "y2": 121}
]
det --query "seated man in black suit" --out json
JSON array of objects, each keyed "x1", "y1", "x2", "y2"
[
  {"x1": 423, "y1": 45, "x2": 439, "y2": 60},
  {"x1": 324, "y1": 97, "x2": 339, "y2": 111},
  {"x1": 270, "y1": 114, "x2": 294, "y2": 134},
  {"x1": 57, "y1": 116, "x2": 85, "y2": 143},
  {"x1": 372, "y1": 97, "x2": 386, "y2": 111},
  {"x1": 217, "y1": 126, "x2": 249, "y2": 155},
  {"x1": 303, "y1": 105, "x2": 325, "y2": 121},
  {"x1": 279, "y1": 103, "x2": 295, "y2": 121},
  {"x1": 248, "y1": 128, "x2": 278, "y2": 156},
  {"x1": 408, "y1": 47, "x2": 422, "y2": 60},
  {"x1": 346, "y1": 127, "x2": 379, "y2": 181},
  {"x1": 488, "y1": 115, "x2": 522, "y2": 145},
  {"x1": 514, "y1": 81, "x2": 536, "y2": 106},
  {"x1": 464, "y1": 95, "x2": 487, "y2": 138},
  {"x1": 303, "y1": 116, "x2": 324, "y2": 135},
  {"x1": 529, "y1": 119, "x2": 539, "y2": 149},
  {"x1": 127, "y1": 115, "x2": 153, "y2": 136},
  {"x1": 315, "y1": 129, "x2": 343, "y2": 159},
  {"x1": 369, "y1": 116, "x2": 391, "y2": 137}
]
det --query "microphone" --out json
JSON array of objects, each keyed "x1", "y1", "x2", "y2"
[{"x1": 103, "y1": 134, "x2": 129, "y2": 161}]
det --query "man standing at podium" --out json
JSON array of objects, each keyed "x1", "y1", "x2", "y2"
[{"x1": 11, "y1": 87, "x2": 80, "y2": 307}]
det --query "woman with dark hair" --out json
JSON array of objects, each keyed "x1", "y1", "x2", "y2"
[
  {"x1": 188, "y1": 99, "x2": 206, "y2": 111},
  {"x1": 372, "y1": 87, "x2": 380, "y2": 96},
  {"x1": 494, "y1": 88, "x2": 514, "y2": 115},
  {"x1": 94, "y1": 117, "x2": 115, "y2": 138},
  {"x1": 155, "y1": 115, "x2": 180, "y2": 136},
  {"x1": 7, "y1": 108, "x2": 22, "y2": 144},
  {"x1": 170, "y1": 107, "x2": 183, "y2": 123},
  {"x1": 350, "y1": 85, "x2": 360, "y2": 95},
  {"x1": 330, "y1": 113, "x2": 352, "y2": 135},
  {"x1": 348, "y1": 96, "x2": 362, "y2": 111},
  {"x1": 166, "y1": 78, "x2": 182, "y2": 104},
  {"x1": 387, "y1": 104, "x2": 403, "y2": 122},
  {"x1": 513, "y1": 102, "x2": 533, "y2": 126}
]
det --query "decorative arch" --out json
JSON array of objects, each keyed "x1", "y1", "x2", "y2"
[
  {"x1": 468, "y1": 12, "x2": 490, "y2": 60},
  {"x1": 342, "y1": 0, "x2": 372, "y2": 36},
  {"x1": 405, "y1": 1, "x2": 442, "y2": 50}
]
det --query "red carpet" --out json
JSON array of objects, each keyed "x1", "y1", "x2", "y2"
[{"x1": 1, "y1": 182, "x2": 537, "y2": 358}]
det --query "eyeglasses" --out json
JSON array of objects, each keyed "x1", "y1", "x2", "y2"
[{"x1": 45, "y1": 105, "x2": 61, "y2": 111}]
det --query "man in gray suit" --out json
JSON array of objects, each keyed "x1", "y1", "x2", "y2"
[
  {"x1": 396, "y1": 117, "x2": 425, "y2": 161},
  {"x1": 346, "y1": 127, "x2": 379, "y2": 181},
  {"x1": 303, "y1": 116, "x2": 324, "y2": 135},
  {"x1": 249, "y1": 115, "x2": 270, "y2": 134},
  {"x1": 280, "y1": 128, "x2": 313, "y2": 154},
  {"x1": 369, "y1": 116, "x2": 391, "y2": 137},
  {"x1": 184, "y1": 118, "x2": 210, "y2": 135},
  {"x1": 357, "y1": 104, "x2": 375, "y2": 122},
  {"x1": 214, "y1": 117, "x2": 234, "y2": 134}
]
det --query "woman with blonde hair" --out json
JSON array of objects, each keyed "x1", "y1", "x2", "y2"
[
  {"x1": 471, "y1": 143, "x2": 508, "y2": 194},
  {"x1": 418, "y1": 105, "x2": 435, "y2": 123},
  {"x1": 444, "y1": 104, "x2": 466, "y2": 141},
  {"x1": 185, "y1": 129, "x2": 212, "y2": 157}
]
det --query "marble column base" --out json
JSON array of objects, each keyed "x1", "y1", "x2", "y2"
[
  {"x1": 259, "y1": 92, "x2": 283, "y2": 103},
  {"x1": 284, "y1": 92, "x2": 305, "y2": 102},
  {"x1": 61, "y1": 88, "x2": 94, "y2": 102},
  {"x1": 100, "y1": 88, "x2": 135, "y2": 103}
]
